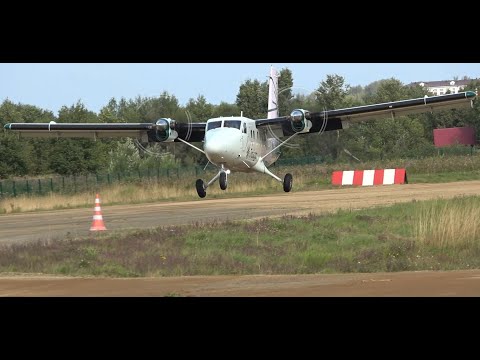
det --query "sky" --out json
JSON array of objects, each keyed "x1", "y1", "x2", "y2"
[{"x1": 0, "y1": 63, "x2": 478, "y2": 115}]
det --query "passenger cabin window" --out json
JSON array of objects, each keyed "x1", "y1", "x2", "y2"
[
  {"x1": 224, "y1": 120, "x2": 241, "y2": 130},
  {"x1": 207, "y1": 121, "x2": 222, "y2": 131}
]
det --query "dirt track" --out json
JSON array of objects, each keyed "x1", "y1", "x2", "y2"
[
  {"x1": 1, "y1": 270, "x2": 479, "y2": 296},
  {"x1": 2, "y1": 180, "x2": 480, "y2": 244},
  {"x1": 1, "y1": 181, "x2": 480, "y2": 296}
]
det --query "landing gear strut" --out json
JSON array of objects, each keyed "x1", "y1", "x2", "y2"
[{"x1": 255, "y1": 161, "x2": 293, "y2": 194}]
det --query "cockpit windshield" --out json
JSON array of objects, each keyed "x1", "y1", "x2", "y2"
[
  {"x1": 207, "y1": 120, "x2": 242, "y2": 131},
  {"x1": 224, "y1": 120, "x2": 241, "y2": 130},
  {"x1": 207, "y1": 121, "x2": 222, "y2": 131}
]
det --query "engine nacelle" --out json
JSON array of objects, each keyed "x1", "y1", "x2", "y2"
[
  {"x1": 289, "y1": 109, "x2": 312, "y2": 133},
  {"x1": 150, "y1": 118, "x2": 178, "y2": 142}
]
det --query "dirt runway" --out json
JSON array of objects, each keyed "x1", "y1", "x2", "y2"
[
  {"x1": 1, "y1": 181, "x2": 480, "y2": 296},
  {"x1": 1, "y1": 270, "x2": 479, "y2": 296},
  {"x1": 1, "y1": 180, "x2": 480, "y2": 245}
]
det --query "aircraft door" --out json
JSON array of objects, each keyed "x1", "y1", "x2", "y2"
[
  {"x1": 245, "y1": 123, "x2": 257, "y2": 161},
  {"x1": 241, "y1": 122, "x2": 248, "y2": 153}
]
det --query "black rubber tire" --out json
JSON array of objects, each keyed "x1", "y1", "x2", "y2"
[
  {"x1": 219, "y1": 172, "x2": 227, "y2": 190},
  {"x1": 196, "y1": 179, "x2": 207, "y2": 198},
  {"x1": 283, "y1": 173, "x2": 293, "y2": 192}
]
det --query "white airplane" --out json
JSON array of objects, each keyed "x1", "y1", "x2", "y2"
[{"x1": 4, "y1": 67, "x2": 477, "y2": 198}]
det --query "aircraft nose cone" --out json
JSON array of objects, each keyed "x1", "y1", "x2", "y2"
[{"x1": 205, "y1": 135, "x2": 228, "y2": 162}]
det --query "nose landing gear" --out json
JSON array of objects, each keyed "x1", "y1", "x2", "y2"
[
  {"x1": 195, "y1": 167, "x2": 230, "y2": 198},
  {"x1": 219, "y1": 171, "x2": 228, "y2": 190}
]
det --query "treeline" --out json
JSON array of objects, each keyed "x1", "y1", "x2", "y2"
[{"x1": 1, "y1": 68, "x2": 479, "y2": 179}]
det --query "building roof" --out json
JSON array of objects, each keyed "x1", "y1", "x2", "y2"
[{"x1": 410, "y1": 79, "x2": 476, "y2": 87}]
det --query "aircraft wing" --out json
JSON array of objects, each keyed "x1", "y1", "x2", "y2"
[
  {"x1": 4, "y1": 91, "x2": 476, "y2": 141},
  {"x1": 3, "y1": 121, "x2": 207, "y2": 143},
  {"x1": 256, "y1": 91, "x2": 477, "y2": 136}
]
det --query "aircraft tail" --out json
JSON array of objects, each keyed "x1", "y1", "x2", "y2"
[{"x1": 267, "y1": 66, "x2": 279, "y2": 119}]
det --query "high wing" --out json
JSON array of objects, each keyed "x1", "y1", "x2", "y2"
[
  {"x1": 256, "y1": 91, "x2": 477, "y2": 137},
  {"x1": 3, "y1": 120, "x2": 207, "y2": 143}
]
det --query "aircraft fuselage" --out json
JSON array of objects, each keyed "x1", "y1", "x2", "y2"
[{"x1": 203, "y1": 116, "x2": 280, "y2": 173}]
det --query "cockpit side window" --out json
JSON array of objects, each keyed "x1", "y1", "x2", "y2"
[
  {"x1": 224, "y1": 120, "x2": 241, "y2": 130},
  {"x1": 207, "y1": 121, "x2": 222, "y2": 131}
]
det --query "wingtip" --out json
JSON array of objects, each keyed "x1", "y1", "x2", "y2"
[{"x1": 465, "y1": 90, "x2": 477, "y2": 98}]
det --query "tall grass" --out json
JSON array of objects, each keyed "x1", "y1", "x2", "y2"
[
  {"x1": 2, "y1": 197, "x2": 480, "y2": 276},
  {"x1": 414, "y1": 196, "x2": 480, "y2": 248},
  {"x1": 0, "y1": 166, "x2": 315, "y2": 214}
]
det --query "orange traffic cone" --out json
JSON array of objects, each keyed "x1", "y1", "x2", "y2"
[{"x1": 90, "y1": 193, "x2": 107, "y2": 231}]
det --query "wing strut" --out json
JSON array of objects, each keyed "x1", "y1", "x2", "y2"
[
  {"x1": 176, "y1": 137, "x2": 205, "y2": 154},
  {"x1": 259, "y1": 132, "x2": 300, "y2": 162}
]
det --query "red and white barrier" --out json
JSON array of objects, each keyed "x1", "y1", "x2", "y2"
[{"x1": 331, "y1": 169, "x2": 407, "y2": 186}]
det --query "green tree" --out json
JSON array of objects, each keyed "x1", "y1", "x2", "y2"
[
  {"x1": 342, "y1": 79, "x2": 434, "y2": 160},
  {"x1": 57, "y1": 100, "x2": 98, "y2": 123},
  {"x1": 316, "y1": 74, "x2": 350, "y2": 109},
  {"x1": 236, "y1": 79, "x2": 268, "y2": 118},
  {"x1": 0, "y1": 100, "x2": 57, "y2": 177},
  {"x1": 99, "y1": 98, "x2": 124, "y2": 123},
  {"x1": 0, "y1": 134, "x2": 29, "y2": 178},
  {"x1": 366, "y1": 78, "x2": 408, "y2": 103},
  {"x1": 278, "y1": 68, "x2": 294, "y2": 116},
  {"x1": 308, "y1": 74, "x2": 351, "y2": 161},
  {"x1": 364, "y1": 80, "x2": 383, "y2": 99},
  {"x1": 116, "y1": 97, "x2": 142, "y2": 122},
  {"x1": 405, "y1": 83, "x2": 429, "y2": 99},
  {"x1": 0, "y1": 99, "x2": 23, "y2": 126},
  {"x1": 346, "y1": 85, "x2": 366, "y2": 107},
  {"x1": 185, "y1": 95, "x2": 214, "y2": 122},
  {"x1": 211, "y1": 102, "x2": 240, "y2": 118},
  {"x1": 46, "y1": 101, "x2": 109, "y2": 175},
  {"x1": 141, "y1": 91, "x2": 181, "y2": 122}
]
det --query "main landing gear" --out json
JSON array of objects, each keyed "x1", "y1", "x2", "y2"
[
  {"x1": 259, "y1": 164, "x2": 293, "y2": 194},
  {"x1": 195, "y1": 166, "x2": 293, "y2": 198},
  {"x1": 283, "y1": 173, "x2": 293, "y2": 192}
]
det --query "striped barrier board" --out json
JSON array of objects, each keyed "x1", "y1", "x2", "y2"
[{"x1": 331, "y1": 169, "x2": 408, "y2": 186}]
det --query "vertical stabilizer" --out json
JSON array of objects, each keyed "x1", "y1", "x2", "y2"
[{"x1": 267, "y1": 66, "x2": 279, "y2": 119}]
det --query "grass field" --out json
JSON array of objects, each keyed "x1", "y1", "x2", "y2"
[
  {"x1": 1, "y1": 196, "x2": 479, "y2": 277},
  {"x1": 2, "y1": 154, "x2": 480, "y2": 214}
]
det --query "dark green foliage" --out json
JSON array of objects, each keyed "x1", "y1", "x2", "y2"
[
  {"x1": 316, "y1": 74, "x2": 350, "y2": 109},
  {"x1": 278, "y1": 68, "x2": 294, "y2": 116},
  {"x1": 211, "y1": 102, "x2": 240, "y2": 118},
  {"x1": 236, "y1": 79, "x2": 268, "y2": 118},
  {"x1": 186, "y1": 95, "x2": 213, "y2": 122},
  {"x1": 0, "y1": 134, "x2": 29, "y2": 177}
]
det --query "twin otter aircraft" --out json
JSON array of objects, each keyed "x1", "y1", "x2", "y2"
[{"x1": 4, "y1": 67, "x2": 477, "y2": 198}]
